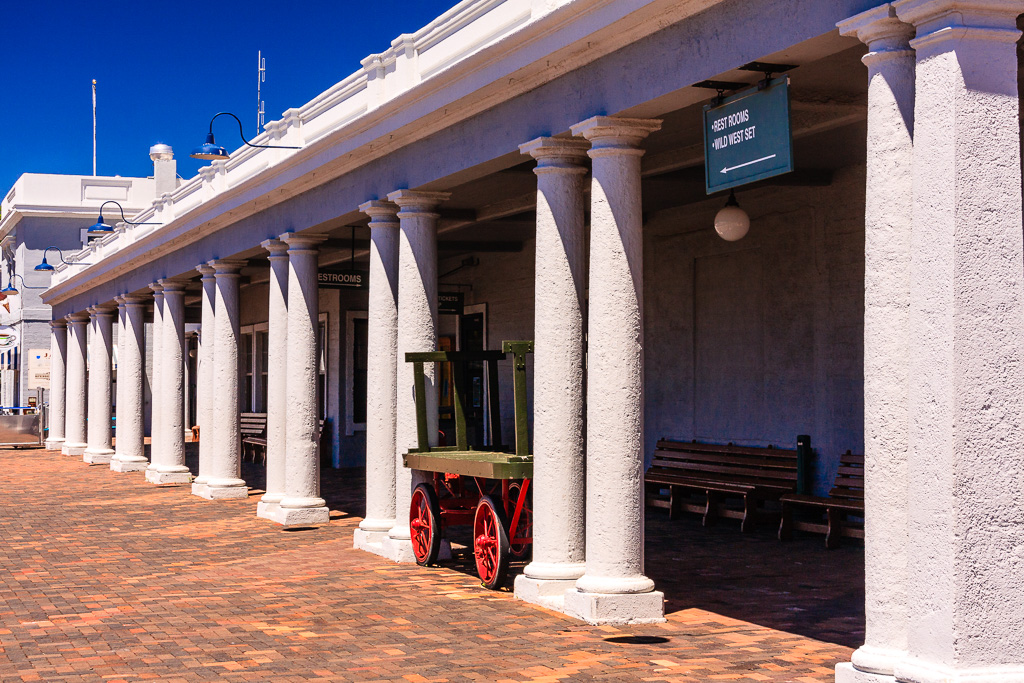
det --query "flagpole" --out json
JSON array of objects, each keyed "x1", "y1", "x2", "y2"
[{"x1": 92, "y1": 79, "x2": 97, "y2": 176}]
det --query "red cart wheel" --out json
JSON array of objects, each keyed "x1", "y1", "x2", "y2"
[
  {"x1": 410, "y1": 483, "x2": 442, "y2": 566},
  {"x1": 473, "y1": 495, "x2": 510, "y2": 589},
  {"x1": 507, "y1": 481, "x2": 532, "y2": 560}
]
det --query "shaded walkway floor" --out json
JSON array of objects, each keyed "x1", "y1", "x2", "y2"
[{"x1": 0, "y1": 449, "x2": 857, "y2": 682}]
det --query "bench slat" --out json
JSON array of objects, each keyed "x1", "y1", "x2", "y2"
[
  {"x1": 650, "y1": 459, "x2": 796, "y2": 483},
  {"x1": 653, "y1": 451, "x2": 798, "y2": 469},
  {"x1": 647, "y1": 467, "x2": 793, "y2": 489},
  {"x1": 656, "y1": 439, "x2": 797, "y2": 459}
]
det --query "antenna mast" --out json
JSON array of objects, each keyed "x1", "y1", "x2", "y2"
[
  {"x1": 257, "y1": 51, "x2": 266, "y2": 133},
  {"x1": 92, "y1": 79, "x2": 97, "y2": 176}
]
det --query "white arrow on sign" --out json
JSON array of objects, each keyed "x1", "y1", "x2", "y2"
[{"x1": 720, "y1": 154, "x2": 777, "y2": 174}]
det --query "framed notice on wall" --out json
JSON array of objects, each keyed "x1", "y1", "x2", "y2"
[{"x1": 27, "y1": 349, "x2": 50, "y2": 389}]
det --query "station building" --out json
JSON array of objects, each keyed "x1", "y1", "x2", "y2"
[
  {"x1": 0, "y1": 170, "x2": 161, "y2": 407},
  {"x1": 36, "y1": 1, "x2": 1024, "y2": 682}
]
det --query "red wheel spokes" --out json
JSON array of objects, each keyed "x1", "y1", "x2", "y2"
[
  {"x1": 475, "y1": 505, "x2": 499, "y2": 582},
  {"x1": 411, "y1": 492, "x2": 431, "y2": 561}
]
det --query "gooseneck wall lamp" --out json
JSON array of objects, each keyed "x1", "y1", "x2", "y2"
[
  {"x1": 191, "y1": 111, "x2": 300, "y2": 161},
  {"x1": 34, "y1": 247, "x2": 73, "y2": 272},
  {"x1": 88, "y1": 200, "x2": 158, "y2": 236},
  {"x1": 0, "y1": 273, "x2": 45, "y2": 297}
]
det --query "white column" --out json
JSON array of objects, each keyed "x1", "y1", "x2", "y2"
[
  {"x1": 111, "y1": 295, "x2": 148, "y2": 472},
  {"x1": 61, "y1": 313, "x2": 89, "y2": 456},
  {"x1": 45, "y1": 320, "x2": 67, "y2": 450},
  {"x1": 276, "y1": 233, "x2": 329, "y2": 525},
  {"x1": 145, "y1": 284, "x2": 189, "y2": 484},
  {"x1": 192, "y1": 265, "x2": 216, "y2": 494},
  {"x1": 257, "y1": 239, "x2": 289, "y2": 521},
  {"x1": 563, "y1": 116, "x2": 664, "y2": 625},
  {"x1": 354, "y1": 200, "x2": 400, "y2": 553},
  {"x1": 382, "y1": 189, "x2": 449, "y2": 562},
  {"x1": 84, "y1": 305, "x2": 115, "y2": 464},
  {"x1": 145, "y1": 284, "x2": 164, "y2": 476},
  {"x1": 514, "y1": 137, "x2": 591, "y2": 609},
  {"x1": 151, "y1": 281, "x2": 190, "y2": 483},
  {"x1": 835, "y1": 6, "x2": 914, "y2": 683},
  {"x1": 889, "y1": 2, "x2": 1024, "y2": 682},
  {"x1": 201, "y1": 259, "x2": 249, "y2": 499}
]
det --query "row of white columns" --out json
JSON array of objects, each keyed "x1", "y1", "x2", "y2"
[
  {"x1": 837, "y1": 2, "x2": 1024, "y2": 683},
  {"x1": 46, "y1": 236, "x2": 330, "y2": 527},
  {"x1": 351, "y1": 118, "x2": 666, "y2": 623}
]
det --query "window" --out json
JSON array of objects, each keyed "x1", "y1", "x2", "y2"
[
  {"x1": 318, "y1": 314, "x2": 328, "y2": 421},
  {"x1": 345, "y1": 311, "x2": 368, "y2": 435},
  {"x1": 240, "y1": 331, "x2": 253, "y2": 412},
  {"x1": 353, "y1": 318, "x2": 367, "y2": 424},
  {"x1": 258, "y1": 330, "x2": 269, "y2": 412}
]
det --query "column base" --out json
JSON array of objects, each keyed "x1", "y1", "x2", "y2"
[
  {"x1": 190, "y1": 482, "x2": 208, "y2": 497},
  {"x1": 894, "y1": 659, "x2": 1024, "y2": 683},
  {"x1": 353, "y1": 528, "x2": 390, "y2": 555},
  {"x1": 110, "y1": 457, "x2": 148, "y2": 473},
  {"x1": 196, "y1": 482, "x2": 249, "y2": 500},
  {"x1": 45, "y1": 438, "x2": 65, "y2": 450},
  {"x1": 145, "y1": 468, "x2": 191, "y2": 485},
  {"x1": 563, "y1": 588, "x2": 665, "y2": 625},
  {"x1": 381, "y1": 535, "x2": 416, "y2": 563},
  {"x1": 83, "y1": 448, "x2": 114, "y2": 465},
  {"x1": 256, "y1": 499, "x2": 280, "y2": 521},
  {"x1": 277, "y1": 505, "x2": 330, "y2": 527},
  {"x1": 61, "y1": 442, "x2": 86, "y2": 456},
  {"x1": 835, "y1": 663, "x2": 894, "y2": 683},
  {"x1": 514, "y1": 575, "x2": 580, "y2": 611}
]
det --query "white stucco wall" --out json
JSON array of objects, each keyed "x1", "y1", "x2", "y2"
[
  {"x1": 433, "y1": 166, "x2": 866, "y2": 496},
  {"x1": 644, "y1": 166, "x2": 866, "y2": 495}
]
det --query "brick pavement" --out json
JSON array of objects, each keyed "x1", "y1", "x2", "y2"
[{"x1": 0, "y1": 448, "x2": 859, "y2": 682}]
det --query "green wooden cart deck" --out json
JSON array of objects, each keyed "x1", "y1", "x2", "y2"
[
  {"x1": 402, "y1": 450, "x2": 533, "y2": 479},
  {"x1": 402, "y1": 341, "x2": 534, "y2": 479}
]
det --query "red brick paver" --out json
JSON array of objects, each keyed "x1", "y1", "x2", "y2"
[{"x1": 0, "y1": 449, "x2": 853, "y2": 681}]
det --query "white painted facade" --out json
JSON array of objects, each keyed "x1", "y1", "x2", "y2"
[
  {"x1": 0, "y1": 173, "x2": 154, "y2": 415},
  {"x1": 21, "y1": 0, "x2": 1024, "y2": 678}
]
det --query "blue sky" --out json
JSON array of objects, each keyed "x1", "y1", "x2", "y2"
[{"x1": 0, "y1": 0, "x2": 458, "y2": 193}]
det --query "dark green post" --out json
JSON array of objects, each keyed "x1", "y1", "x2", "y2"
[
  {"x1": 413, "y1": 361, "x2": 430, "y2": 451},
  {"x1": 502, "y1": 341, "x2": 534, "y2": 457},
  {"x1": 796, "y1": 434, "x2": 811, "y2": 495},
  {"x1": 451, "y1": 361, "x2": 469, "y2": 451}
]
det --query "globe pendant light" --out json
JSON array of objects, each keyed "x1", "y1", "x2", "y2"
[{"x1": 714, "y1": 190, "x2": 750, "y2": 241}]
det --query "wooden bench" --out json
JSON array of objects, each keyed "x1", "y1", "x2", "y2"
[
  {"x1": 778, "y1": 450, "x2": 864, "y2": 548},
  {"x1": 241, "y1": 413, "x2": 268, "y2": 463},
  {"x1": 645, "y1": 436, "x2": 810, "y2": 532},
  {"x1": 240, "y1": 414, "x2": 329, "y2": 465}
]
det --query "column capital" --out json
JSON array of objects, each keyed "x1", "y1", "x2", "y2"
[
  {"x1": 570, "y1": 116, "x2": 662, "y2": 156},
  {"x1": 280, "y1": 232, "x2": 328, "y2": 252},
  {"x1": 66, "y1": 312, "x2": 90, "y2": 325},
  {"x1": 261, "y1": 238, "x2": 289, "y2": 258},
  {"x1": 149, "y1": 282, "x2": 164, "y2": 295},
  {"x1": 195, "y1": 263, "x2": 216, "y2": 278},
  {"x1": 208, "y1": 259, "x2": 248, "y2": 276},
  {"x1": 520, "y1": 136, "x2": 591, "y2": 174},
  {"x1": 838, "y1": 4, "x2": 915, "y2": 58},
  {"x1": 158, "y1": 278, "x2": 189, "y2": 293},
  {"x1": 893, "y1": 0, "x2": 1021, "y2": 49},
  {"x1": 87, "y1": 304, "x2": 116, "y2": 318},
  {"x1": 50, "y1": 319, "x2": 67, "y2": 329},
  {"x1": 359, "y1": 200, "x2": 401, "y2": 226},
  {"x1": 121, "y1": 294, "x2": 149, "y2": 308},
  {"x1": 386, "y1": 189, "x2": 450, "y2": 216}
]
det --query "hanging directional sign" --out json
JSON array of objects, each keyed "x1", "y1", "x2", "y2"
[
  {"x1": 703, "y1": 76, "x2": 793, "y2": 194},
  {"x1": 318, "y1": 267, "x2": 368, "y2": 289}
]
